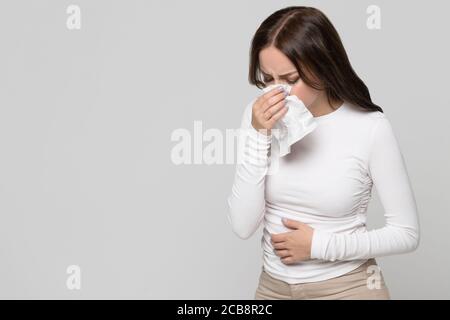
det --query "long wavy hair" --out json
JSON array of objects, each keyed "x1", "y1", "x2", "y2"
[{"x1": 249, "y1": 6, "x2": 382, "y2": 113}]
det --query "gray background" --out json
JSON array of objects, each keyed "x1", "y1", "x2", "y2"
[{"x1": 0, "y1": 0, "x2": 448, "y2": 299}]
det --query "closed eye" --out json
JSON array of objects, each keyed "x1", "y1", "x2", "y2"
[{"x1": 263, "y1": 76, "x2": 299, "y2": 85}]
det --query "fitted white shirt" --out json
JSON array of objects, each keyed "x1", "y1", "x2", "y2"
[{"x1": 226, "y1": 98, "x2": 420, "y2": 284}]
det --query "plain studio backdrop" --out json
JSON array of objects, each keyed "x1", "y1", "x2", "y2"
[{"x1": 0, "y1": 0, "x2": 448, "y2": 299}]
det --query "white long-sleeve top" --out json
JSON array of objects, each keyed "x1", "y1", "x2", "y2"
[{"x1": 227, "y1": 98, "x2": 420, "y2": 284}]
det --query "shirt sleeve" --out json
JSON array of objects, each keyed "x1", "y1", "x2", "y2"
[
  {"x1": 310, "y1": 114, "x2": 421, "y2": 261},
  {"x1": 226, "y1": 98, "x2": 272, "y2": 239}
]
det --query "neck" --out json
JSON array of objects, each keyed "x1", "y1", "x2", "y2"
[{"x1": 307, "y1": 93, "x2": 344, "y2": 117}]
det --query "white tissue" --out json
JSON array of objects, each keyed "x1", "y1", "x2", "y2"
[{"x1": 261, "y1": 83, "x2": 317, "y2": 157}]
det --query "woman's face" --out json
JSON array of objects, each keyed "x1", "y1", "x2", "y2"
[{"x1": 259, "y1": 46, "x2": 321, "y2": 107}]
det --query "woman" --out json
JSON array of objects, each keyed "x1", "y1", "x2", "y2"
[{"x1": 226, "y1": 6, "x2": 420, "y2": 300}]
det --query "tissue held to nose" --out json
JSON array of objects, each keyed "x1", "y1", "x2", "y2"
[
  {"x1": 259, "y1": 84, "x2": 318, "y2": 157},
  {"x1": 262, "y1": 83, "x2": 292, "y2": 96}
]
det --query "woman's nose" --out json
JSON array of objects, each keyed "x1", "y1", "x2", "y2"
[{"x1": 274, "y1": 80, "x2": 284, "y2": 85}]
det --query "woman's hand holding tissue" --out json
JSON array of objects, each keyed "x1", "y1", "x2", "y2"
[
  {"x1": 251, "y1": 86, "x2": 289, "y2": 135},
  {"x1": 270, "y1": 218, "x2": 315, "y2": 264}
]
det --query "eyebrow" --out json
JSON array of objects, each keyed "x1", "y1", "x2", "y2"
[{"x1": 260, "y1": 69, "x2": 298, "y2": 77}]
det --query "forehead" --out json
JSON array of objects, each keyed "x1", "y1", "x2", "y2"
[{"x1": 259, "y1": 46, "x2": 296, "y2": 74}]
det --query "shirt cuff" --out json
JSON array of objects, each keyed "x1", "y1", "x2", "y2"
[
  {"x1": 247, "y1": 126, "x2": 272, "y2": 144},
  {"x1": 242, "y1": 126, "x2": 272, "y2": 166},
  {"x1": 310, "y1": 228, "x2": 333, "y2": 260}
]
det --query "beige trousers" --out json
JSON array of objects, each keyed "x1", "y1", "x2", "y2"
[{"x1": 255, "y1": 258, "x2": 391, "y2": 300}]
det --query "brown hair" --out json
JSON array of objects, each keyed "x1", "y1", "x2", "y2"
[{"x1": 248, "y1": 6, "x2": 383, "y2": 113}]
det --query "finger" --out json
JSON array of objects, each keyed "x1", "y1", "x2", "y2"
[
  {"x1": 274, "y1": 249, "x2": 290, "y2": 258},
  {"x1": 261, "y1": 90, "x2": 287, "y2": 113},
  {"x1": 261, "y1": 86, "x2": 285, "y2": 103},
  {"x1": 254, "y1": 86, "x2": 282, "y2": 110},
  {"x1": 281, "y1": 256, "x2": 295, "y2": 265},
  {"x1": 267, "y1": 104, "x2": 289, "y2": 126},
  {"x1": 272, "y1": 241, "x2": 288, "y2": 250},
  {"x1": 263, "y1": 98, "x2": 287, "y2": 121},
  {"x1": 271, "y1": 233, "x2": 287, "y2": 243}
]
